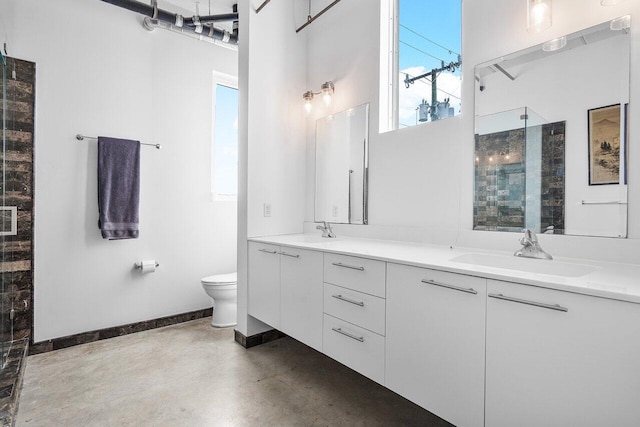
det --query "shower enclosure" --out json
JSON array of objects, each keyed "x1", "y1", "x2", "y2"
[
  {"x1": 0, "y1": 52, "x2": 35, "y2": 371},
  {"x1": 0, "y1": 48, "x2": 12, "y2": 370}
]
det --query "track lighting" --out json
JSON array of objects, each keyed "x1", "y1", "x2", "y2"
[{"x1": 302, "y1": 81, "x2": 335, "y2": 113}]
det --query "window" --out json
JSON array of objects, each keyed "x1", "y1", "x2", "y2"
[
  {"x1": 380, "y1": 0, "x2": 462, "y2": 132},
  {"x1": 212, "y1": 72, "x2": 238, "y2": 200}
]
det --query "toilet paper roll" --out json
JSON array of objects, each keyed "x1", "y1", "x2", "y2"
[{"x1": 140, "y1": 260, "x2": 157, "y2": 273}]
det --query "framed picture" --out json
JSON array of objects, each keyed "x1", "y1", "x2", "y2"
[{"x1": 588, "y1": 104, "x2": 621, "y2": 185}]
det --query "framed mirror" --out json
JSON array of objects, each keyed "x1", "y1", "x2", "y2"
[
  {"x1": 315, "y1": 103, "x2": 369, "y2": 225},
  {"x1": 474, "y1": 18, "x2": 630, "y2": 237}
]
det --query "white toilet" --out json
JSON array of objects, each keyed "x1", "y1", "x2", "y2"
[{"x1": 201, "y1": 272, "x2": 237, "y2": 327}]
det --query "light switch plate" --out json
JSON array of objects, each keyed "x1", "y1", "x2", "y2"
[{"x1": 263, "y1": 203, "x2": 271, "y2": 217}]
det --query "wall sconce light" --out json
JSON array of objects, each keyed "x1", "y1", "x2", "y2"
[
  {"x1": 303, "y1": 81, "x2": 335, "y2": 113},
  {"x1": 527, "y1": 0, "x2": 552, "y2": 33}
]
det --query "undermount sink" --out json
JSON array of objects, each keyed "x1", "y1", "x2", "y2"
[
  {"x1": 284, "y1": 235, "x2": 337, "y2": 244},
  {"x1": 450, "y1": 253, "x2": 597, "y2": 278}
]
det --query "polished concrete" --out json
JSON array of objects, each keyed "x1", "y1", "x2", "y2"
[{"x1": 16, "y1": 318, "x2": 451, "y2": 426}]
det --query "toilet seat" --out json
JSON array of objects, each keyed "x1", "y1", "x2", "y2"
[{"x1": 201, "y1": 272, "x2": 237, "y2": 285}]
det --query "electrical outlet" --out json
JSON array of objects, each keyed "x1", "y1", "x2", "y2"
[{"x1": 263, "y1": 203, "x2": 271, "y2": 217}]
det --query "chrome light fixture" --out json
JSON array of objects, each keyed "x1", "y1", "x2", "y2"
[
  {"x1": 527, "y1": 0, "x2": 552, "y2": 33},
  {"x1": 302, "y1": 81, "x2": 335, "y2": 113}
]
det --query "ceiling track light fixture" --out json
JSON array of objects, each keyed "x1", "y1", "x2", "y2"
[
  {"x1": 527, "y1": 0, "x2": 552, "y2": 33},
  {"x1": 610, "y1": 15, "x2": 631, "y2": 31},
  {"x1": 542, "y1": 36, "x2": 566, "y2": 52},
  {"x1": 303, "y1": 81, "x2": 335, "y2": 113}
]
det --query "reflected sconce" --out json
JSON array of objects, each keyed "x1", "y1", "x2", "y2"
[
  {"x1": 303, "y1": 81, "x2": 335, "y2": 113},
  {"x1": 527, "y1": 0, "x2": 552, "y2": 33}
]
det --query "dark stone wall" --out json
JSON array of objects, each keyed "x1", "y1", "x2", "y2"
[
  {"x1": 0, "y1": 57, "x2": 35, "y2": 345},
  {"x1": 474, "y1": 121, "x2": 565, "y2": 233}
]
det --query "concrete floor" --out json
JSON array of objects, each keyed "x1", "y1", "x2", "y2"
[{"x1": 16, "y1": 318, "x2": 451, "y2": 426}]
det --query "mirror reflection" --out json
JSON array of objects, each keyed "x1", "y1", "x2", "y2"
[
  {"x1": 474, "y1": 18, "x2": 630, "y2": 238},
  {"x1": 315, "y1": 104, "x2": 369, "y2": 225}
]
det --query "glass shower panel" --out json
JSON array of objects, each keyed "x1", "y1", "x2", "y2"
[
  {"x1": 474, "y1": 107, "x2": 565, "y2": 233},
  {"x1": 0, "y1": 50, "x2": 6, "y2": 369}
]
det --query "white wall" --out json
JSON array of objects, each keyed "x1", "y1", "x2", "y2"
[
  {"x1": 301, "y1": 0, "x2": 640, "y2": 265},
  {"x1": 236, "y1": 0, "x2": 308, "y2": 337},
  {"x1": 0, "y1": 0, "x2": 238, "y2": 341}
]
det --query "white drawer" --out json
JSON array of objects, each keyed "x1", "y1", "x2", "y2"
[
  {"x1": 324, "y1": 253, "x2": 386, "y2": 298},
  {"x1": 323, "y1": 283, "x2": 386, "y2": 336},
  {"x1": 323, "y1": 314, "x2": 385, "y2": 385}
]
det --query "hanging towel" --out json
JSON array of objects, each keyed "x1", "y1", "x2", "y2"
[{"x1": 97, "y1": 136, "x2": 141, "y2": 240}]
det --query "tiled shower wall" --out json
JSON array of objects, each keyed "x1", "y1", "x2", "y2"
[
  {"x1": 474, "y1": 121, "x2": 565, "y2": 233},
  {"x1": 0, "y1": 57, "x2": 35, "y2": 345}
]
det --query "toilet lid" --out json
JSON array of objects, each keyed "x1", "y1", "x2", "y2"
[{"x1": 202, "y1": 272, "x2": 237, "y2": 285}]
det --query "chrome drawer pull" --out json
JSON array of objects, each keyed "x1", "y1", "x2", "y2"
[
  {"x1": 421, "y1": 279, "x2": 478, "y2": 295},
  {"x1": 489, "y1": 293, "x2": 568, "y2": 312},
  {"x1": 332, "y1": 294, "x2": 365, "y2": 307},
  {"x1": 279, "y1": 252, "x2": 300, "y2": 258},
  {"x1": 332, "y1": 327, "x2": 364, "y2": 342},
  {"x1": 332, "y1": 262, "x2": 365, "y2": 271},
  {"x1": 258, "y1": 249, "x2": 277, "y2": 254}
]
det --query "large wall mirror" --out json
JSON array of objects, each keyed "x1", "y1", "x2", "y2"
[
  {"x1": 474, "y1": 18, "x2": 630, "y2": 237},
  {"x1": 315, "y1": 103, "x2": 369, "y2": 225}
]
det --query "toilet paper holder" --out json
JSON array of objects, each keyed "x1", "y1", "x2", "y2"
[{"x1": 134, "y1": 261, "x2": 160, "y2": 270}]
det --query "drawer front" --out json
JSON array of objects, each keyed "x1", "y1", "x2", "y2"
[
  {"x1": 323, "y1": 314, "x2": 385, "y2": 385},
  {"x1": 324, "y1": 253, "x2": 386, "y2": 298},
  {"x1": 324, "y1": 283, "x2": 386, "y2": 336}
]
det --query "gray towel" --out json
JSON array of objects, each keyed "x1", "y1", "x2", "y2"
[{"x1": 97, "y1": 136, "x2": 140, "y2": 240}]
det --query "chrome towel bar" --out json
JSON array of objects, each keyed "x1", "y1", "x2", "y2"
[{"x1": 76, "y1": 134, "x2": 162, "y2": 150}]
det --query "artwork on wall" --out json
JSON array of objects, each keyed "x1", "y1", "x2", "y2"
[{"x1": 588, "y1": 104, "x2": 621, "y2": 185}]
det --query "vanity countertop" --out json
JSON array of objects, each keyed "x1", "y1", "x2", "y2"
[{"x1": 249, "y1": 234, "x2": 640, "y2": 305}]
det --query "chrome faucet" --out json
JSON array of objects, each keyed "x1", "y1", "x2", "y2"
[
  {"x1": 316, "y1": 221, "x2": 336, "y2": 238},
  {"x1": 514, "y1": 228, "x2": 552, "y2": 260}
]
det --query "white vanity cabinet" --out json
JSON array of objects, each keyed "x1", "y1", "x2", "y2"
[
  {"x1": 248, "y1": 242, "x2": 281, "y2": 329},
  {"x1": 385, "y1": 263, "x2": 486, "y2": 427},
  {"x1": 280, "y1": 247, "x2": 323, "y2": 351},
  {"x1": 485, "y1": 279, "x2": 640, "y2": 427},
  {"x1": 322, "y1": 253, "x2": 387, "y2": 385},
  {"x1": 248, "y1": 242, "x2": 323, "y2": 351}
]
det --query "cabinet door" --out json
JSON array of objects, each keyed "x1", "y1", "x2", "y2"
[
  {"x1": 280, "y1": 247, "x2": 323, "y2": 351},
  {"x1": 247, "y1": 242, "x2": 280, "y2": 329},
  {"x1": 386, "y1": 264, "x2": 486, "y2": 427},
  {"x1": 486, "y1": 280, "x2": 640, "y2": 427}
]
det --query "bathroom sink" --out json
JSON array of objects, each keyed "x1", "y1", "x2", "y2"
[
  {"x1": 450, "y1": 253, "x2": 597, "y2": 278},
  {"x1": 283, "y1": 235, "x2": 336, "y2": 244}
]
